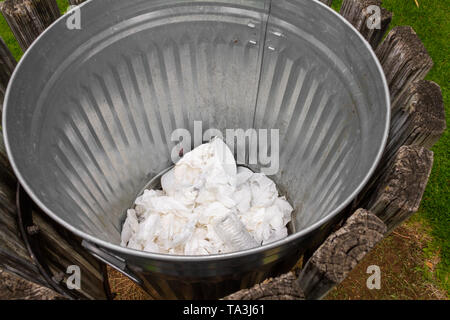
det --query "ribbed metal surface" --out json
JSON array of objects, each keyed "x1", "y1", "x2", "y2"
[
  {"x1": 258, "y1": 0, "x2": 388, "y2": 232},
  {"x1": 3, "y1": 0, "x2": 389, "y2": 299}
]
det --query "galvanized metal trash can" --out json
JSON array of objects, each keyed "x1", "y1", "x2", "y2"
[{"x1": 2, "y1": 0, "x2": 389, "y2": 299}]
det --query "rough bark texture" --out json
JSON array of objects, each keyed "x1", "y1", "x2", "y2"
[
  {"x1": 223, "y1": 272, "x2": 304, "y2": 300},
  {"x1": 296, "y1": 209, "x2": 386, "y2": 299},
  {"x1": 353, "y1": 80, "x2": 444, "y2": 213},
  {"x1": 376, "y1": 26, "x2": 433, "y2": 107},
  {"x1": 366, "y1": 146, "x2": 434, "y2": 233},
  {"x1": 0, "y1": 131, "x2": 16, "y2": 190},
  {"x1": 319, "y1": 0, "x2": 333, "y2": 6},
  {"x1": 68, "y1": 0, "x2": 86, "y2": 5},
  {"x1": 0, "y1": 130, "x2": 49, "y2": 288},
  {"x1": 340, "y1": 0, "x2": 392, "y2": 49},
  {"x1": 387, "y1": 80, "x2": 446, "y2": 156},
  {"x1": 225, "y1": 209, "x2": 386, "y2": 300},
  {"x1": 0, "y1": 37, "x2": 16, "y2": 119},
  {"x1": 0, "y1": 0, "x2": 60, "y2": 51},
  {"x1": 0, "y1": 268, "x2": 62, "y2": 299}
]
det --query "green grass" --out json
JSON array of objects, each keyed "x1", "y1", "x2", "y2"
[
  {"x1": 380, "y1": 0, "x2": 449, "y2": 295},
  {"x1": 333, "y1": 0, "x2": 449, "y2": 293},
  {"x1": 0, "y1": 0, "x2": 447, "y2": 295}
]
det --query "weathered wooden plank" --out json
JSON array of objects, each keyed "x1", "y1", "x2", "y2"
[
  {"x1": 68, "y1": 0, "x2": 86, "y2": 5},
  {"x1": 223, "y1": 272, "x2": 304, "y2": 300},
  {"x1": 365, "y1": 145, "x2": 434, "y2": 233},
  {"x1": 387, "y1": 80, "x2": 446, "y2": 157},
  {"x1": 0, "y1": 37, "x2": 16, "y2": 119},
  {"x1": 376, "y1": 26, "x2": 433, "y2": 107},
  {"x1": 340, "y1": 0, "x2": 392, "y2": 49},
  {"x1": 224, "y1": 209, "x2": 386, "y2": 300},
  {"x1": 17, "y1": 186, "x2": 112, "y2": 299},
  {"x1": 0, "y1": 121, "x2": 49, "y2": 286},
  {"x1": 319, "y1": 0, "x2": 333, "y2": 6},
  {"x1": 0, "y1": 251, "x2": 48, "y2": 287},
  {"x1": 0, "y1": 268, "x2": 61, "y2": 299},
  {"x1": 295, "y1": 209, "x2": 386, "y2": 299},
  {"x1": 0, "y1": 182, "x2": 49, "y2": 287},
  {"x1": 0, "y1": 131, "x2": 16, "y2": 190},
  {"x1": 32, "y1": 209, "x2": 111, "y2": 300},
  {"x1": 0, "y1": 0, "x2": 60, "y2": 51},
  {"x1": 353, "y1": 80, "x2": 444, "y2": 212},
  {"x1": 299, "y1": 203, "x2": 353, "y2": 268}
]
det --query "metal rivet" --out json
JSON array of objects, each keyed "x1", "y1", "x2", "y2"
[{"x1": 271, "y1": 31, "x2": 283, "y2": 37}]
